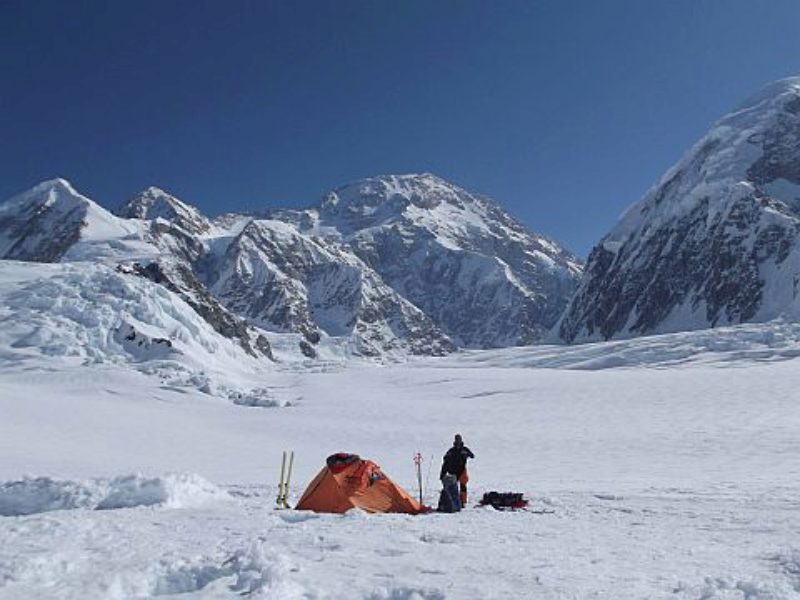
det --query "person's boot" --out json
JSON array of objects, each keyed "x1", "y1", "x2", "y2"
[{"x1": 460, "y1": 484, "x2": 467, "y2": 507}]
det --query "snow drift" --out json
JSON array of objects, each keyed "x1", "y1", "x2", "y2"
[{"x1": 0, "y1": 473, "x2": 229, "y2": 517}]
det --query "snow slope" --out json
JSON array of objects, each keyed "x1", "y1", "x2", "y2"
[
  {"x1": 2, "y1": 325, "x2": 800, "y2": 598},
  {"x1": 560, "y1": 76, "x2": 800, "y2": 342}
]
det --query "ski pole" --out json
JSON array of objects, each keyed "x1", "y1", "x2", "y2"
[
  {"x1": 414, "y1": 452, "x2": 423, "y2": 505},
  {"x1": 277, "y1": 451, "x2": 286, "y2": 506},
  {"x1": 424, "y1": 453, "x2": 434, "y2": 505}
]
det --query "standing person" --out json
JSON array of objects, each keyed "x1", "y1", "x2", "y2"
[{"x1": 440, "y1": 434, "x2": 475, "y2": 507}]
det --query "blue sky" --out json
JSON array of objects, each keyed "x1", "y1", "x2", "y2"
[{"x1": 2, "y1": 0, "x2": 800, "y2": 256}]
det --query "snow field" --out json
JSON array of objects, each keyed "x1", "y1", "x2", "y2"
[
  {"x1": 3, "y1": 346, "x2": 800, "y2": 597},
  {"x1": 2, "y1": 484, "x2": 800, "y2": 598}
]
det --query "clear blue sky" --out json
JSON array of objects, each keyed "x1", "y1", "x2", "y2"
[{"x1": 2, "y1": 0, "x2": 800, "y2": 256}]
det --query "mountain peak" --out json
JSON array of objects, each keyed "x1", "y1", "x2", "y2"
[
  {"x1": 2, "y1": 178, "x2": 90, "y2": 215},
  {"x1": 559, "y1": 74, "x2": 800, "y2": 343},
  {"x1": 730, "y1": 75, "x2": 800, "y2": 115},
  {"x1": 367, "y1": 172, "x2": 450, "y2": 186},
  {"x1": 142, "y1": 185, "x2": 169, "y2": 196},
  {"x1": 116, "y1": 186, "x2": 210, "y2": 234},
  {"x1": 302, "y1": 172, "x2": 583, "y2": 346},
  {"x1": 0, "y1": 179, "x2": 144, "y2": 263},
  {"x1": 320, "y1": 173, "x2": 480, "y2": 216},
  {"x1": 605, "y1": 75, "x2": 800, "y2": 247},
  {"x1": 31, "y1": 177, "x2": 79, "y2": 195},
  {"x1": 333, "y1": 172, "x2": 464, "y2": 193},
  {"x1": 119, "y1": 186, "x2": 185, "y2": 215}
]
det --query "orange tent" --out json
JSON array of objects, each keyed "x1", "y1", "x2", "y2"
[{"x1": 295, "y1": 453, "x2": 425, "y2": 514}]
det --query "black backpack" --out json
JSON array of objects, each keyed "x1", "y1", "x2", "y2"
[
  {"x1": 437, "y1": 475, "x2": 461, "y2": 513},
  {"x1": 479, "y1": 491, "x2": 528, "y2": 510}
]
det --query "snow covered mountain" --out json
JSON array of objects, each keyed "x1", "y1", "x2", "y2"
[
  {"x1": 0, "y1": 178, "x2": 152, "y2": 263},
  {"x1": 0, "y1": 173, "x2": 581, "y2": 360},
  {"x1": 117, "y1": 186, "x2": 211, "y2": 235},
  {"x1": 559, "y1": 76, "x2": 800, "y2": 342},
  {"x1": 0, "y1": 179, "x2": 272, "y2": 372},
  {"x1": 273, "y1": 174, "x2": 583, "y2": 347}
]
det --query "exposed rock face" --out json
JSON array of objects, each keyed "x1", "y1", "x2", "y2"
[
  {"x1": 147, "y1": 220, "x2": 207, "y2": 265},
  {"x1": 207, "y1": 219, "x2": 454, "y2": 357},
  {"x1": 559, "y1": 77, "x2": 800, "y2": 343},
  {"x1": 274, "y1": 174, "x2": 583, "y2": 347}
]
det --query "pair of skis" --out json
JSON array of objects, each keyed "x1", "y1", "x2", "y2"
[{"x1": 276, "y1": 450, "x2": 294, "y2": 509}]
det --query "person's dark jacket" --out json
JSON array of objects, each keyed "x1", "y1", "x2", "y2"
[{"x1": 440, "y1": 445, "x2": 474, "y2": 479}]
